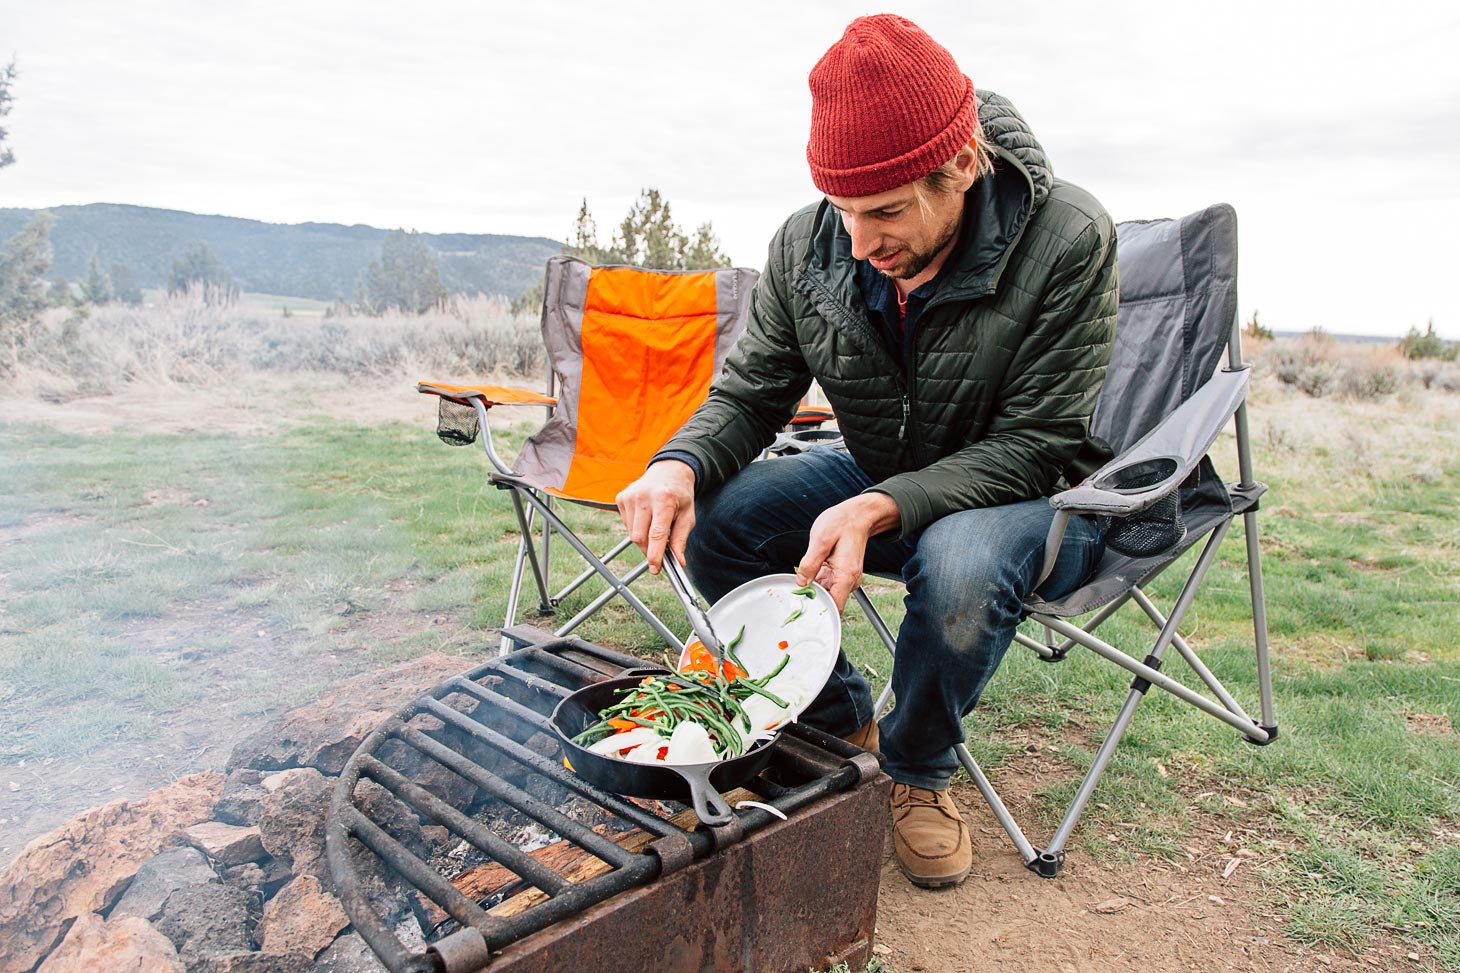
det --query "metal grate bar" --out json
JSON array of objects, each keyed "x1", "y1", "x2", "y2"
[
  {"x1": 411, "y1": 699, "x2": 681, "y2": 837},
  {"x1": 438, "y1": 676, "x2": 558, "y2": 729},
  {"x1": 390, "y1": 718, "x2": 641, "y2": 867},
  {"x1": 488, "y1": 661, "x2": 575, "y2": 700},
  {"x1": 337, "y1": 804, "x2": 509, "y2": 948},
  {"x1": 357, "y1": 755, "x2": 572, "y2": 897}
]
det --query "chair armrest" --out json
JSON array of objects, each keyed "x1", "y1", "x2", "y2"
[
  {"x1": 416, "y1": 380, "x2": 557, "y2": 408},
  {"x1": 1050, "y1": 367, "x2": 1251, "y2": 517}
]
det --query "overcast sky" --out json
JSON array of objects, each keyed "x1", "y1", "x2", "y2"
[{"x1": 4, "y1": 0, "x2": 1458, "y2": 337}]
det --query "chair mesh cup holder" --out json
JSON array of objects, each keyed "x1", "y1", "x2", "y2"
[
  {"x1": 436, "y1": 398, "x2": 481, "y2": 447},
  {"x1": 1094, "y1": 455, "x2": 1187, "y2": 557}
]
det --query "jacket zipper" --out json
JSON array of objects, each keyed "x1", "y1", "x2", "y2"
[{"x1": 796, "y1": 269, "x2": 922, "y2": 460}]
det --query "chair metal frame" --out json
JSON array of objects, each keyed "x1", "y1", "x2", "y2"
[{"x1": 853, "y1": 207, "x2": 1276, "y2": 878}]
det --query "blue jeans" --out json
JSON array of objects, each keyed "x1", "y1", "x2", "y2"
[{"x1": 685, "y1": 447, "x2": 1105, "y2": 790}]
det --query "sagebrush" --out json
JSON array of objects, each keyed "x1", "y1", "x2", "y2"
[{"x1": 3, "y1": 292, "x2": 545, "y2": 399}]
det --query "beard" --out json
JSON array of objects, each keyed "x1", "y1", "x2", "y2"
[{"x1": 872, "y1": 210, "x2": 962, "y2": 281}]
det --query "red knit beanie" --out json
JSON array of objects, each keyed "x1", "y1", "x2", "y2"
[{"x1": 807, "y1": 14, "x2": 978, "y2": 198}]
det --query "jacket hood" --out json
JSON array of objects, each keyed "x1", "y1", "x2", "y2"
[{"x1": 977, "y1": 89, "x2": 1052, "y2": 210}]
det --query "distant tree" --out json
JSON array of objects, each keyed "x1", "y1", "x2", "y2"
[
  {"x1": 512, "y1": 190, "x2": 732, "y2": 315},
  {"x1": 566, "y1": 198, "x2": 612, "y2": 264},
  {"x1": 49, "y1": 275, "x2": 76, "y2": 308},
  {"x1": 168, "y1": 241, "x2": 238, "y2": 305},
  {"x1": 1243, "y1": 309, "x2": 1273, "y2": 342},
  {"x1": 1398, "y1": 319, "x2": 1456, "y2": 362},
  {"x1": 109, "y1": 261, "x2": 143, "y2": 305},
  {"x1": 0, "y1": 61, "x2": 17, "y2": 170},
  {"x1": 612, "y1": 189, "x2": 687, "y2": 269},
  {"x1": 0, "y1": 212, "x2": 53, "y2": 370},
  {"x1": 356, "y1": 229, "x2": 448, "y2": 315},
  {"x1": 80, "y1": 249, "x2": 112, "y2": 305}
]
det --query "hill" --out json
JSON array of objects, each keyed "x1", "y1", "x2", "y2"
[{"x1": 0, "y1": 203, "x2": 561, "y2": 301}]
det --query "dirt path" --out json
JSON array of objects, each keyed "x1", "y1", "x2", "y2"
[{"x1": 872, "y1": 771, "x2": 1412, "y2": 973}]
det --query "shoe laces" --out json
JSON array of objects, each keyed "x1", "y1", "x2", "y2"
[{"x1": 893, "y1": 784, "x2": 953, "y2": 818}]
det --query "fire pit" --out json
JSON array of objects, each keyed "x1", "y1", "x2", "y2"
[{"x1": 327, "y1": 630, "x2": 889, "y2": 973}]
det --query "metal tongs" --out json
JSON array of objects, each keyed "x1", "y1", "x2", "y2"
[{"x1": 661, "y1": 553, "x2": 726, "y2": 669}]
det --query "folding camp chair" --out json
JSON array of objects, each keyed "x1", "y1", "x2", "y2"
[
  {"x1": 419, "y1": 255, "x2": 759, "y2": 653},
  {"x1": 854, "y1": 203, "x2": 1276, "y2": 877}
]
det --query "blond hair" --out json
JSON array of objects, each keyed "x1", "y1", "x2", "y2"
[{"x1": 911, "y1": 124, "x2": 996, "y2": 217}]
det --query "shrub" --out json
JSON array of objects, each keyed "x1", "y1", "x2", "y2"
[
  {"x1": 2, "y1": 292, "x2": 545, "y2": 399},
  {"x1": 1259, "y1": 332, "x2": 1449, "y2": 401},
  {"x1": 1397, "y1": 320, "x2": 1457, "y2": 361}
]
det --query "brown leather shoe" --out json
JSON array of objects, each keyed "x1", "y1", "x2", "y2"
[
  {"x1": 841, "y1": 719, "x2": 880, "y2": 752},
  {"x1": 890, "y1": 783, "x2": 972, "y2": 888}
]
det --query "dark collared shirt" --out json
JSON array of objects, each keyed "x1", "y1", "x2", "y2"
[{"x1": 854, "y1": 225, "x2": 967, "y2": 372}]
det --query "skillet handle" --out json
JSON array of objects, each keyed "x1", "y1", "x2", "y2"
[{"x1": 674, "y1": 764, "x2": 735, "y2": 828}]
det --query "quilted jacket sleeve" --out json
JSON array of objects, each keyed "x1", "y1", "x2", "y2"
[
  {"x1": 870, "y1": 208, "x2": 1119, "y2": 537},
  {"x1": 654, "y1": 218, "x2": 813, "y2": 490}
]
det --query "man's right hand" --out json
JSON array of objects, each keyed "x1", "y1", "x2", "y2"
[{"x1": 615, "y1": 460, "x2": 697, "y2": 574}]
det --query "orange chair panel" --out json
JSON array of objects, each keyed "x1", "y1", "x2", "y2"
[{"x1": 559, "y1": 268, "x2": 720, "y2": 503}]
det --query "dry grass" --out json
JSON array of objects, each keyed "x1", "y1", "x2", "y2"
[{"x1": 4, "y1": 292, "x2": 546, "y2": 402}]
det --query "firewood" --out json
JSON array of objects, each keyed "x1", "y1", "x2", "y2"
[{"x1": 488, "y1": 787, "x2": 758, "y2": 918}]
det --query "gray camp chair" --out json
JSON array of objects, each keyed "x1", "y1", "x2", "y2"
[{"x1": 854, "y1": 202, "x2": 1276, "y2": 877}]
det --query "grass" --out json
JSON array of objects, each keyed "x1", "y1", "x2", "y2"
[{"x1": 1, "y1": 340, "x2": 1457, "y2": 966}]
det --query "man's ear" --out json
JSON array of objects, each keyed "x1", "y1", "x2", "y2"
[{"x1": 952, "y1": 142, "x2": 980, "y2": 191}]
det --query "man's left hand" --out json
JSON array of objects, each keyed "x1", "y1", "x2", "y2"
[{"x1": 795, "y1": 493, "x2": 902, "y2": 611}]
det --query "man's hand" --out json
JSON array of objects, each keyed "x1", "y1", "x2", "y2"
[
  {"x1": 616, "y1": 460, "x2": 697, "y2": 574},
  {"x1": 795, "y1": 493, "x2": 902, "y2": 611}
]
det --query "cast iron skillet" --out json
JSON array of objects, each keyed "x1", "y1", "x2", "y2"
[{"x1": 550, "y1": 672, "x2": 778, "y2": 827}]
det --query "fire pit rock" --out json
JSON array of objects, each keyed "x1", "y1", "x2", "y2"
[
  {"x1": 257, "y1": 769, "x2": 335, "y2": 881},
  {"x1": 4, "y1": 652, "x2": 469, "y2": 973},
  {"x1": 0, "y1": 771, "x2": 224, "y2": 973},
  {"x1": 34, "y1": 911, "x2": 185, "y2": 973},
  {"x1": 153, "y1": 881, "x2": 255, "y2": 964},
  {"x1": 111, "y1": 846, "x2": 221, "y2": 922},
  {"x1": 255, "y1": 875, "x2": 350, "y2": 956},
  {"x1": 191, "y1": 952, "x2": 314, "y2": 973}
]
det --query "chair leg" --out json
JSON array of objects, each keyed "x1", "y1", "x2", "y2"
[
  {"x1": 498, "y1": 530, "x2": 533, "y2": 655},
  {"x1": 1043, "y1": 675, "x2": 1153, "y2": 866},
  {"x1": 516, "y1": 489, "x2": 684, "y2": 650},
  {"x1": 852, "y1": 588, "x2": 899, "y2": 719},
  {"x1": 954, "y1": 743, "x2": 1038, "y2": 867},
  {"x1": 1243, "y1": 508, "x2": 1279, "y2": 741},
  {"x1": 507, "y1": 490, "x2": 556, "y2": 616}
]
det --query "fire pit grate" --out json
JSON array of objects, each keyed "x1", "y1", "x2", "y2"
[{"x1": 327, "y1": 631, "x2": 886, "y2": 973}]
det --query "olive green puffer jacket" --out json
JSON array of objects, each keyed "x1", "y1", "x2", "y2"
[{"x1": 662, "y1": 91, "x2": 1118, "y2": 538}]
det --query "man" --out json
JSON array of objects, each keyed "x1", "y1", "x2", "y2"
[{"x1": 616, "y1": 14, "x2": 1117, "y2": 888}]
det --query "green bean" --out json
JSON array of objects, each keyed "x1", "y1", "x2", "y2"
[
  {"x1": 754, "y1": 655, "x2": 790, "y2": 685},
  {"x1": 734, "y1": 680, "x2": 789, "y2": 708}
]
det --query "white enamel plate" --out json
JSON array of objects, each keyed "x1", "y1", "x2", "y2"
[{"x1": 677, "y1": 573, "x2": 842, "y2": 730}]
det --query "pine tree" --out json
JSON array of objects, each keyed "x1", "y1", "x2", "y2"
[
  {"x1": 356, "y1": 229, "x2": 448, "y2": 315},
  {"x1": 109, "y1": 262, "x2": 143, "y2": 305},
  {"x1": 0, "y1": 61, "x2": 17, "y2": 170},
  {"x1": 168, "y1": 241, "x2": 238, "y2": 305},
  {"x1": 0, "y1": 213, "x2": 54, "y2": 370},
  {"x1": 80, "y1": 249, "x2": 112, "y2": 305}
]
